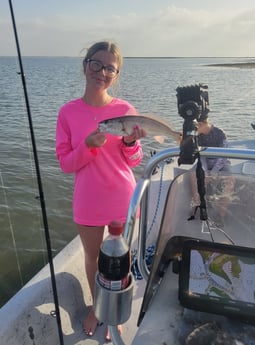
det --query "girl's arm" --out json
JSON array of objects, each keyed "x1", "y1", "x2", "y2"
[{"x1": 56, "y1": 114, "x2": 97, "y2": 174}]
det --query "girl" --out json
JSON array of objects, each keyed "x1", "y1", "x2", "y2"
[{"x1": 56, "y1": 41, "x2": 146, "y2": 339}]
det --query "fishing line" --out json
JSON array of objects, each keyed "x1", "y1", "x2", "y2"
[
  {"x1": 10, "y1": 68, "x2": 48, "y2": 265},
  {"x1": 0, "y1": 171, "x2": 24, "y2": 286},
  {"x1": 20, "y1": 93, "x2": 48, "y2": 265},
  {"x1": 8, "y1": 1, "x2": 64, "y2": 344}
]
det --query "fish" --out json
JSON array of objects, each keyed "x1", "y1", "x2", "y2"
[{"x1": 98, "y1": 113, "x2": 181, "y2": 143}]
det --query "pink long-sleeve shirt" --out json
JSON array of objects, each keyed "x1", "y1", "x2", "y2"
[{"x1": 56, "y1": 98, "x2": 143, "y2": 226}]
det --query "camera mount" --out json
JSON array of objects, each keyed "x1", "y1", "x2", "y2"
[
  {"x1": 177, "y1": 83, "x2": 209, "y2": 165},
  {"x1": 176, "y1": 83, "x2": 209, "y2": 221}
]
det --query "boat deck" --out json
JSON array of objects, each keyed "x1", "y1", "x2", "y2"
[
  {"x1": 1, "y1": 146, "x2": 255, "y2": 345},
  {"x1": 0, "y1": 229, "x2": 147, "y2": 345}
]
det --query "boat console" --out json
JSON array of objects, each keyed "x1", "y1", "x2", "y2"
[{"x1": 125, "y1": 147, "x2": 255, "y2": 345}]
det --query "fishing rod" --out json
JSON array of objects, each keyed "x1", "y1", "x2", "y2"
[{"x1": 8, "y1": 1, "x2": 64, "y2": 344}]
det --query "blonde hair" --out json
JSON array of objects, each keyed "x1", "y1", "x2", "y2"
[{"x1": 83, "y1": 41, "x2": 123, "y2": 70}]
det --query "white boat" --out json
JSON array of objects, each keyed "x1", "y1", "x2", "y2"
[{"x1": 1, "y1": 142, "x2": 255, "y2": 345}]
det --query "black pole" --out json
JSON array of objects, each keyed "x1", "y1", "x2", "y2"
[
  {"x1": 8, "y1": 1, "x2": 64, "y2": 344},
  {"x1": 196, "y1": 155, "x2": 208, "y2": 221}
]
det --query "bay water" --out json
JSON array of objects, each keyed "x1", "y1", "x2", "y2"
[{"x1": 1, "y1": 56, "x2": 255, "y2": 306}]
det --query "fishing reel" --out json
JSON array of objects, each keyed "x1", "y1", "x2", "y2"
[{"x1": 176, "y1": 83, "x2": 210, "y2": 165}]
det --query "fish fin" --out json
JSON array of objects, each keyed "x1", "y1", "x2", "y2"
[{"x1": 153, "y1": 135, "x2": 165, "y2": 144}]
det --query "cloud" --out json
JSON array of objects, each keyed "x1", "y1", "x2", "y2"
[{"x1": 1, "y1": 5, "x2": 255, "y2": 56}]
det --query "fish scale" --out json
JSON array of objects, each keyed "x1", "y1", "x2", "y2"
[{"x1": 98, "y1": 114, "x2": 181, "y2": 143}]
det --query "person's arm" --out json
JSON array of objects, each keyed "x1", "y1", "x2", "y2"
[
  {"x1": 120, "y1": 125, "x2": 146, "y2": 167},
  {"x1": 211, "y1": 157, "x2": 227, "y2": 172},
  {"x1": 120, "y1": 139, "x2": 143, "y2": 167},
  {"x1": 211, "y1": 135, "x2": 229, "y2": 172},
  {"x1": 56, "y1": 113, "x2": 97, "y2": 174}
]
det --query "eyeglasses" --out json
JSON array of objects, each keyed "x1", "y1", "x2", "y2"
[{"x1": 85, "y1": 59, "x2": 119, "y2": 78}]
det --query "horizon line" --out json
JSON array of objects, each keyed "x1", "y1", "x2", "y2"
[{"x1": 0, "y1": 55, "x2": 255, "y2": 59}]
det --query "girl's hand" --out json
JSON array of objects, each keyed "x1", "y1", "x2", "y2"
[
  {"x1": 85, "y1": 129, "x2": 107, "y2": 148},
  {"x1": 123, "y1": 125, "x2": 147, "y2": 145}
]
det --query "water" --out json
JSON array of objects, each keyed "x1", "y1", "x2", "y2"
[{"x1": 1, "y1": 56, "x2": 255, "y2": 307}]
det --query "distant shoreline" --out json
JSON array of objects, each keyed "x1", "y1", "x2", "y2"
[
  {"x1": 206, "y1": 62, "x2": 255, "y2": 68},
  {"x1": 1, "y1": 57, "x2": 255, "y2": 68}
]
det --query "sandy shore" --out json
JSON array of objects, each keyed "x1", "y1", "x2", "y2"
[{"x1": 206, "y1": 62, "x2": 255, "y2": 68}]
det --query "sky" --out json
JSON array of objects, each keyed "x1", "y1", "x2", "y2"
[{"x1": 1, "y1": 0, "x2": 255, "y2": 57}]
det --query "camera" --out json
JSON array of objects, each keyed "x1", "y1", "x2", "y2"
[{"x1": 176, "y1": 83, "x2": 210, "y2": 165}]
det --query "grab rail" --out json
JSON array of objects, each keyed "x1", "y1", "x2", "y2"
[{"x1": 123, "y1": 146, "x2": 255, "y2": 281}]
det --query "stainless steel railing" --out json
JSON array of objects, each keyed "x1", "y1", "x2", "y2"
[{"x1": 123, "y1": 146, "x2": 255, "y2": 281}]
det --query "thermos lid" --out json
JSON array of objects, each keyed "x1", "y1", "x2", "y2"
[{"x1": 108, "y1": 221, "x2": 123, "y2": 236}]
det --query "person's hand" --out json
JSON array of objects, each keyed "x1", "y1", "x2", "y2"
[
  {"x1": 85, "y1": 129, "x2": 107, "y2": 148},
  {"x1": 177, "y1": 132, "x2": 183, "y2": 145},
  {"x1": 123, "y1": 125, "x2": 147, "y2": 145}
]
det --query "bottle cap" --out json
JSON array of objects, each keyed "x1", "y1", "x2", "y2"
[{"x1": 108, "y1": 221, "x2": 123, "y2": 236}]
